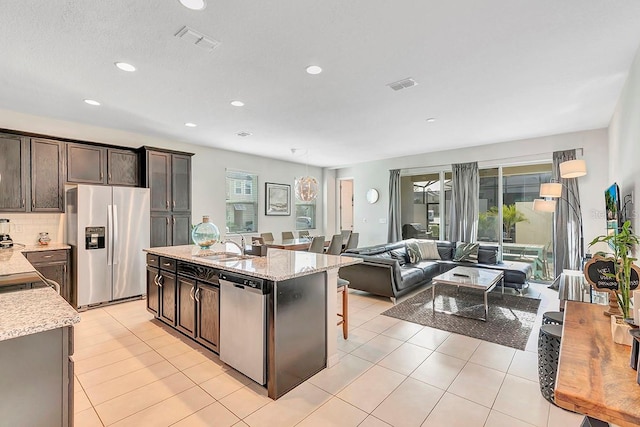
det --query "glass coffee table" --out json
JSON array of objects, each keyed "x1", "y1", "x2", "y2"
[{"x1": 431, "y1": 266, "x2": 504, "y2": 321}]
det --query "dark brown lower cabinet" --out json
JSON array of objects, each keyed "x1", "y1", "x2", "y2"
[
  {"x1": 25, "y1": 249, "x2": 72, "y2": 304},
  {"x1": 176, "y1": 277, "x2": 220, "y2": 352},
  {"x1": 146, "y1": 266, "x2": 160, "y2": 316},
  {"x1": 158, "y1": 271, "x2": 176, "y2": 325},
  {"x1": 150, "y1": 213, "x2": 192, "y2": 247}
]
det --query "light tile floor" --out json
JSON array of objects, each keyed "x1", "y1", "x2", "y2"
[{"x1": 73, "y1": 282, "x2": 586, "y2": 427}]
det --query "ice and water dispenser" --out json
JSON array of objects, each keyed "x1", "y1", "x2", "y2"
[{"x1": 85, "y1": 227, "x2": 105, "y2": 250}]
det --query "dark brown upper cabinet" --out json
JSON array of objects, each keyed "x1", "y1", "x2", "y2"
[
  {"x1": 66, "y1": 143, "x2": 106, "y2": 184},
  {"x1": 31, "y1": 138, "x2": 64, "y2": 212},
  {"x1": 0, "y1": 133, "x2": 29, "y2": 211},
  {"x1": 107, "y1": 149, "x2": 139, "y2": 186}
]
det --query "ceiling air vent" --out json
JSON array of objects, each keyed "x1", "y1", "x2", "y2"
[
  {"x1": 236, "y1": 131, "x2": 252, "y2": 137},
  {"x1": 387, "y1": 78, "x2": 418, "y2": 91},
  {"x1": 175, "y1": 26, "x2": 220, "y2": 52}
]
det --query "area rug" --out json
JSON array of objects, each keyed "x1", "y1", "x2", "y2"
[{"x1": 382, "y1": 286, "x2": 541, "y2": 350}]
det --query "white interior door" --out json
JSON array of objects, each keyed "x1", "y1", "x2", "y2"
[{"x1": 340, "y1": 179, "x2": 354, "y2": 231}]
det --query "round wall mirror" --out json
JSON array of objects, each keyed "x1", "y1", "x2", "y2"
[{"x1": 366, "y1": 188, "x2": 379, "y2": 204}]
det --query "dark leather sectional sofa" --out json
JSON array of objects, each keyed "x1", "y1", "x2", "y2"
[{"x1": 340, "y1": 240, "x2": 533, "y2": 301}]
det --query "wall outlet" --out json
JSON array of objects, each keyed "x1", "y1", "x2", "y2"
[
  {"x1": 379, "y1": 218, "x2": 387, "y2": 224},
  {"x1": 13, "y1": 224, "x2": 23, "y2": 233}
]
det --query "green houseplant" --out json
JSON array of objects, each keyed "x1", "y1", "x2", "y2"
[{"x1": 589, "y1": 220, "x2": 640, "y2": 319}]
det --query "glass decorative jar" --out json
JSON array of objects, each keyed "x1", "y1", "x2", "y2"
[
  {"x1": 191, "y1": 215, "x2": 220, "y2": 249},
  {"x1": 38, "y1": 232, "x2": 51, "y2": 246}
]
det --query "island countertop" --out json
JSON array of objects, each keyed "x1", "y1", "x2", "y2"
[
  {"x1": 0, "y1": 286, "x2": 80, "y2": 342},
  {"x1": 144, "y1": 245, "x2": 362, "y2": 281}
]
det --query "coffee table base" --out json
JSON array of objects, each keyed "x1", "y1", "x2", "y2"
[{"x1": 431, "y1": 279, "x2": 504, "y2": 322}]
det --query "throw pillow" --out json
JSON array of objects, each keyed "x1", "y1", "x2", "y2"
[
  {"x1": 389, "y1": 248, "x2": 408, "y2": 265},
  {"x1": 416, "y1": 239, "x2": 441, "y2": 260},
  {"x1": 405, "y1": 240, "x2": 421, "y2": 264},
  {"x1": 453, "y1": 242, "x2": 479, "y2": 263}
]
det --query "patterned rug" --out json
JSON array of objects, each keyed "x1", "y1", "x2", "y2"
[{"x1": 381, "y1": 286, "x2": 541, "y2": 350}]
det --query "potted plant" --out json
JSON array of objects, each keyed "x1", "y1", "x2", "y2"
[{"x1": 589, "y1": 220, "x2": 640, "y2": 344}]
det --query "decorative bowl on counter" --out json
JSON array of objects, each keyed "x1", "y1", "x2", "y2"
[
  {"x1": 38, "y1": 232, "x2": 51, "y2": 246},
  {"x1": 192, "y1": 215, "x2": 220, "y2": 249}
]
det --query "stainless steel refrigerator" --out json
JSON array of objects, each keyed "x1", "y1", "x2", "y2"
[{"x1": 66, "y1": 185, "x2": 150, "y2": 308}]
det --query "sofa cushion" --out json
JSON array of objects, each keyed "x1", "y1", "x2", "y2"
[
  {"x1": 398, "y1": 266, "x2": 425, "y2": 290},
  {"x1": 416, "y1": 239, "x2": 441, "y2": 260},
  {"x1": 437, "y1": 241, "x2": 455, "y2": 260},
  {"x1": 405, "y1": 240, "x2": 421, "y2": 263},
  {"x1": 389, "y1": 247, "x2": 409, "y2": 265},
  {"x1": 453, "y1": 242, "x2": 479, "y2": 263},
  {"x1": 414, "y1": 260, "x2": 440, "y2": 277},
  {"x1": 477, "y1": 246, "x2": 498, "y2": 265}
]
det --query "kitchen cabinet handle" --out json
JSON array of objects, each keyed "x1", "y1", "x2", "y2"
[
  {"x1": 21, "y1": 198, "x2": 25, "y2": 208},
  {"x1": 157, "y1": 275, "x2": 164, "y2": 287},
  {"x1": 153, "y1": 274, "x2": 159, "y2": 286},
  {"x1": 172, "y1": 217, "x2": 175, "y2": 225},
  {"x1": 163, "y1": 262, "x2": 171, "y2": 267},
  {"x1": 43, "y1": 255, "x2": 53, "y2": 258},
  {"x1": 172, "y1": 200, "x2": 176, "y2": 208},
  {"x1": 32, "y1": 199, "x2": 35, "y2": 209},
  {"x1": 190, "y1": 286, "x2": 195, "y2": 300},
  {"x1": 166, "y1": 200, "x2": 169, "y2": 209},
  {"x1": 108, "y1": 173, "x2": 112, "y2": 182},
  {"x1": 100, "y1": 172, "x2": 103, "y2": 180},
  {"x1": 166, "y1": 217, "x2": 169, "y2": 225},
  {"x1": 194, "y1": 287, "x2": 201, "y2": 303}
]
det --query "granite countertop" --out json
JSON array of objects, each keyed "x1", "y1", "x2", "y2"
[
  {"x1": 145, "y1": 245, "x2": 362, "y2": 281},
  {"x1": 0, "y1": 243, "x2": 71, "y2": 276},
  {"x1": 20, "y1": 243, "x2": 71, "y2": 252},
  {"x1": 0, "y1": 287, "x2": 80, "y2": 342}
]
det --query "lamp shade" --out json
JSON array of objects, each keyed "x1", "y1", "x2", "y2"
[
  {"x1": 295, "y1": 176, "x2": 319, "y2": 202},
  {"x1": 533, "y1": 199, "x2": 556, "y2": 212},
  {"x1": 559, "y1": 159, "x2": 587, "y2": 178},
  {"x1": 540, "y1": 182, "x2": 563, "y2": 198}
]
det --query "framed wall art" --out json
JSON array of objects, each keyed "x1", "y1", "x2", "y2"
[{"x1": 265, "y1": 182, "x2": 291, "y2": 216}]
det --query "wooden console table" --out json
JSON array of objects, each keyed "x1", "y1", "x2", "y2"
[{"x1": 555, "y1": 301, "x2": 640, "y2": 427}]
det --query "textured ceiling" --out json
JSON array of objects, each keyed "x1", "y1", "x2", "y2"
[{"x1": 0, "y1": 1, "x2": 639, "y2": 167}]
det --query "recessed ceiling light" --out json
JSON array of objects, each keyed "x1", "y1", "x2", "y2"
[
  {"x1": 84, "y1": 99, "x2": 101, "y2": 106},
  {"x1": 426, "y1": 118, "x2": 436, "y2": 123},
  {"x1": 306, "y1": 65, "x2": 322, "y2": 75},
  {"x1": 236, "y1": 131, "x2": 252, "y2": 137},
  {"x1": 115, "y1": 62, "x2": 136, "y2": 72},
  {"x1": 185, "y1": 122, "x2": 197, "y2": 127},
  {"x1": 230, "y1": 100, "x2": 245, "y2": 107},
  {"x1": 178, "y1": 0, "x2": 206, "y2": 10}
]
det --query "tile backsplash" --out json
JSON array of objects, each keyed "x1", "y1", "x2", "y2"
[{"x1": 0, "y1": 213, "x2": 65, "y2": 245}]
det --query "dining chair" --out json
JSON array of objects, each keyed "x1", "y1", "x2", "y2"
[
  {"x1": 340, "y1": 230, "x2": 352, "y2": 245},
  {"x1": 260, "y1": 232, "x2": 274, "y2": 243},
  {"x1": 308, "y1": 236, "x2": 325, "y2": 254},
  {"x1": 282, "y1": 231, "x2": 295, "y2": 240},
  {"x1": 252, "y1": 236, "x2": 264, "y2": 245},
  {"x1": 326, "y1": 234, "x2": 342, "y2": 255},
  {"x1": 344, "y1": 232, "x2": 359, "y2": 251},
  {"x1": 298, "y1": 230, "x2": 310, "y2": 238}
]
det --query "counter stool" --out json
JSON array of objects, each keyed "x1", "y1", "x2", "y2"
[
  {"x1": 538, "y1": 324, "x2": 563, "y2": 404},
  {"x1": 337, "y1": 278, "x2": 349, "y2": 339},
  {"x1": 542, "y1": 311, "x2": 564, "y2": 326}
]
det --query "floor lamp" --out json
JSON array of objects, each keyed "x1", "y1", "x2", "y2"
[{"x1": 533, "y1": 159, "x2": 587, "y2": 290}]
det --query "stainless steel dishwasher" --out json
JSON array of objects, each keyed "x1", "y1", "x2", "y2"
[{"x1": 219, "y1": 271, "x2": 269, "y2": 385}]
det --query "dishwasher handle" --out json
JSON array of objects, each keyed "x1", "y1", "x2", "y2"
[{"x1": 219, "y1": 272, "x2": 269, "y2": 294}]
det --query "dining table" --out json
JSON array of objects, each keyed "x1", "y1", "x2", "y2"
[{"x1": 264, "y1": 238, "x2": 330, "y2": 251}]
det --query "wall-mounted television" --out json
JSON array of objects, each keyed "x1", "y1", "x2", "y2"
[{"x1": 605, "y1": 183, "x2": 621, "y2": 236}]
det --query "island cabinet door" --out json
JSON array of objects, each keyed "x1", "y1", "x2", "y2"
[
  {"x1": 176, "y1": 276, "x2": 196, "y2": 337},
  {"x1": 146, "y1": 266, "x2": 160, "y2": 316},
  {"x1": 196, "y1": 282, "x2": 219, "y2": 352},
  {"x1": 158, "y1": 271, "x2": 177, "y2": 326}
]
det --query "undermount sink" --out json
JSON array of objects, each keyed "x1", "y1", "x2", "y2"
[{"x1": 194, "y1": 252, "x2": 254, "y2": 262}]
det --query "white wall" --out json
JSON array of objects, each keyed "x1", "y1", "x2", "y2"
[
  {"x1": 335, "y1": 129, "x2": 609, "y2": 248},
  {"x1": 0, "y1": 109, "x2": 324, "y2": 243},
  {"x1": 609, "y1": 45, "x2": 640, "y2": 232}
]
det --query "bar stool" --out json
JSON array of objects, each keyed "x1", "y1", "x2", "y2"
[
  {"x1": 337, "y1": 277, "x2": 349, "y2": 339},
  {"x1": 538, "y1": 324, "x2": 563, "y2": 404},
  {"x1": 542, "y1": 311, "x2": 564, "y2": 325}
]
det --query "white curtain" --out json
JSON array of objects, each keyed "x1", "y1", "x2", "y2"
[
  {"x1": 449, "y1": 162, "x2": 479, "y2": 242},
  {"x1": 388, "y1": 169, "x2": 402, "y2": 242}
]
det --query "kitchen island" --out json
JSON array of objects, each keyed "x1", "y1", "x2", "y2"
[
  {"x1": 0, "y1": 254, "x2": 80, "y2": 427},
  {"x1": 144, "y1": 245, "x2": 361, "y2": 399}
]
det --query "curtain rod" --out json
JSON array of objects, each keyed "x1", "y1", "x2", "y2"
[{"x1": 398, "y1": 147, "x2": 584, "y2": 176}]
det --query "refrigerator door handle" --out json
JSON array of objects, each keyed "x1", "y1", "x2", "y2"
[
  {"x1": 112, "y1": 205, "x2": 119, "y2": 266},
  {"x1": 107, "y1": 204, "x2": 113, "y2": 266}
]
